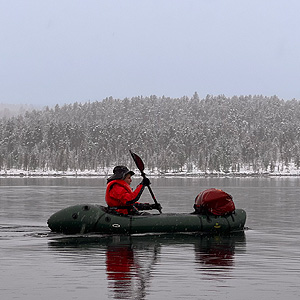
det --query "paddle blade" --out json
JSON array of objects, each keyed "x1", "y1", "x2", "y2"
[{"x1": 129, "y1": 150, "x2": 145, "y2": 173}]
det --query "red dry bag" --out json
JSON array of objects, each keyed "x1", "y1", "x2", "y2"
[{"x1": 194, "y1": 188, "x2": 235, "y2": 216}]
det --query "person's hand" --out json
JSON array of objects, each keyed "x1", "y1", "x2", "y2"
[
  {"x1": 151, "y1": 203, "x2": 162, "y2": 211},
  {"x1": 141, "y1": 177, "x2": 151, "y2": 186},
  {"x1": 134, "y1": 203, "x2": 151, "y2": 210}
]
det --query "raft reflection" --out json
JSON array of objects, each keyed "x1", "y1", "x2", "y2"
[{"x1": 49, "y1": 232, "x2": 246, "y2": 299}]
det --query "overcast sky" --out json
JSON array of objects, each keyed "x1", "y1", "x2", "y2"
[{"x1": 1, "y1": 0, "x2": 300, "y2": 106}]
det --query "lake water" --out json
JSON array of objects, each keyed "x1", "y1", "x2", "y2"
[{"x1": 1, "y1": 176, "x2": 300, "y2": 300}]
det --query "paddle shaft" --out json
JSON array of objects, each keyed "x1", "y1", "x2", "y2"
[
  {"x1": 130, "y1": 150, "x2": 161, "y2": 214},
  {"x1": 141, "y1": 172, "x2": 162, "y2": 214}
]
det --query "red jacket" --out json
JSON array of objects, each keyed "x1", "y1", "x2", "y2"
[{"x1": 105, "y1": 179, "x2": 144, "y2": 214}]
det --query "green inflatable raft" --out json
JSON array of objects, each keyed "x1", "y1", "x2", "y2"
[{"x1": 47, "y1": 204, "x2": 246, "y2": 235}]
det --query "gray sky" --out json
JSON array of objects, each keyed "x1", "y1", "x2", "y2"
[{"x1": 1, "y1": 0, "x2": 300, "y2": 106}]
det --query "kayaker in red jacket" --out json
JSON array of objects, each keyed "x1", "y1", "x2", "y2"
[{"x1": 105, "y1": 165, "x2": 161, "y2": 215}]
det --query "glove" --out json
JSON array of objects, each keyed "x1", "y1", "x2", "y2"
[
  {"x1": 134, "y1": 203, "x2": 152, "y2": 210},
  {"x1": 141, "y1": 177, "x2": 151, "y2": 186},
  {"x1": 151, "y1": 203, "x2": 162, "y2": 211}
]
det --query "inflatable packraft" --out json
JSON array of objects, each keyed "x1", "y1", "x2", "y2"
[{"x1": 47, "y1": 204, "x2": 246, "y2": 235}]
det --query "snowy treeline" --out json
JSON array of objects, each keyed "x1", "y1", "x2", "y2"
[{"x1": 1, "y1": 94, "x2": 300, "y2": 174}]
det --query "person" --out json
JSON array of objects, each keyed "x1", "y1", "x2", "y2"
[{"x1": 105, "y1": 165, "x2": 161, "y2": 215}]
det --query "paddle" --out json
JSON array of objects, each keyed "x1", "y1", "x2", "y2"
[{"x1": 129, "y1": 150, "x2": 162, "y2": 213}]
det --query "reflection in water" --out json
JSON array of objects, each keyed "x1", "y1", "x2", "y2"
[
  {"x1": 105, "y1": 237, "x2": 159, "y2": 300},
  {"x1": 195, "y1": 235, "x2": 238, "y2": 267},
  {"x1": 106, "y1": 244, "x2": 135, "y2": 299},
  {"x1": 193, "y1": 234, "x2": 245, "y2": 281},
  {"x1": 49, "y1": 232, "x2": 246, "y2": 299}
]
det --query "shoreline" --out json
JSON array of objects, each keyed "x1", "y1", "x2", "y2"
[{"x1": 1, "y1": 170, "x2": 300, "y2": 178}]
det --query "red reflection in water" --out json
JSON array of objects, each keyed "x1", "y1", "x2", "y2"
[
  {"x1": 105, "y1": 234, "x2": 244, "y2": 297},
  {"x1": 106, "y1": 245, "x2": 135, "y2": 281},
  {"x1": 106, "y1": 245, "x2": 140, "y2": 299},
  {"x1": 195, "y1": 244, "x2": 234, "y2": 267}
]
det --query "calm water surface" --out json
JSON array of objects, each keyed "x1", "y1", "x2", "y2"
[{"x1": 1, "y1": 176, "x2": 300, "y2": 300}]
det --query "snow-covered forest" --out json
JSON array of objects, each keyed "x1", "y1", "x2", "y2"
[{"x1": 1, "y1": 94, "x2": 300, "y2": 175}]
